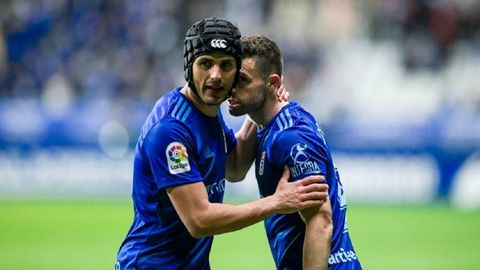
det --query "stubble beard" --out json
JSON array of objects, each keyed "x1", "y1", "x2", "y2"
[
  {"x1": 202, "y1": 91, "x2": 229, "y2": 107},
  {"x1": 229, "y1": 88, "x2": 266, "y2": 117}
]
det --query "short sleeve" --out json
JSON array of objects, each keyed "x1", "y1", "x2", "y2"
[
  {"x1": 270, "y1": 127, "x2": 328, "y2": 182},
  {"x1": 142, "y1": 118, "x2": 203, "y2": 189}
]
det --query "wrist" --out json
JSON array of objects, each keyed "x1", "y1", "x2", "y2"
[{"x1": 261, "y1": 195, "x2": 279, "y2": 215}]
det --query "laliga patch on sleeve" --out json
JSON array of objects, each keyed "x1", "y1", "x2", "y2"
[{"x1": 166, "y1": 142, "x2": 191, "y2": 174}]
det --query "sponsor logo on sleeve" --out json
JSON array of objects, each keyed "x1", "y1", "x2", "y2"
[
  {"x1": 289, "y1": 143, "x2": 321, "y2": 178},
  {"x1": 290, "y1": 143, "x2": 309, "y2": 164},
  {"x1": 166, "y1": 142, "x2": 190, "y2": 174}
]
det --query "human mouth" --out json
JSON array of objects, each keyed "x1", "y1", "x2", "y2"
[
  {"x1": 205, "y1": 84, "x2": 224, "y2": 92},
  {"x1": 228, "y1": 98, "x2": 239, "y2": 107}
]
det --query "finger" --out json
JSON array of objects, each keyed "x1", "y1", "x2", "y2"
[
  {"x1": 280, "y1": 91, "x2": 289, "y2": 102},
  {"x1": 276, "y1": 86, "x2": 283, "y2": 95},
  {"x1": 302, "y1": 191, "x2": 329, "y2": 201},
  {"x1": 302, "y1": 183, "x2": 329, "y2": 193},
  {"x1": 298, "y1": 175, "x2": 326, "y2": 186},
  {"x1": 277, "y1": 88, "x2": 285, "y2": 101},
  {"x1": 301, "y1": 200, "x2": 325, "y2": 209}
]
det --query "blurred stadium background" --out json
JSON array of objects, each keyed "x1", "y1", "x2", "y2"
[{"x1": 1, "y1": 0, "x2": 479, "y2": 269}]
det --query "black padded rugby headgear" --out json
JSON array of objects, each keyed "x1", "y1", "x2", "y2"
[{"x1": 184, "y1": 17, "x2": 242, "y2": 95}]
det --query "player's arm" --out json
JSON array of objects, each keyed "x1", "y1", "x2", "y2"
[
  {"x1": 299, "y1": 194, "x2": 333, "y2": 270},
  {"x1": 225, "y1": 116, "x2": 257, "y2": 182},
  {"x1": 167, "y1": 167, "x2": 328, "y2": 238},
  {"x1": 273, "y1": 130, "x2": 332, "y2": 270}
]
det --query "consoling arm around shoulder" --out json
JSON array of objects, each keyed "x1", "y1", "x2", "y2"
[
  {"x1": 299, "y1": 196, "x2": 333, "y2": 270},
  {"x1": 225, "y1": 117, "x2": 257, "y2": 182},
  {"x1": 166, "y1": 168, "x2": 328, "y2": 239},
  {"x1": 165, "y1": 181, "x2": 278, "y2": 238}
]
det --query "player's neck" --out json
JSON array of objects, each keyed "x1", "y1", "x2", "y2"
[
  {"x1": 180, "y1": 85, "x2": 219, "y2": 117},
  {"x1": 249, "y1": 99, "x2": 288, "y2": 128}
]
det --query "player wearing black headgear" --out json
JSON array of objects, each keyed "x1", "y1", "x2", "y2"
[
  {"x1": 115, "y1": 17, "x2": 328, "y2": 270},
  {"x1": 184, "y1": 17, "x2": 242, "y2": 102}
]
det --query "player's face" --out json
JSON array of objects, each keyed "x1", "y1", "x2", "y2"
[
  {"x1": 228, "y1": 58, "x2": 267, "y2": 116},
  {"x1": 192, "y1": 54, "x2": 237, "y2": 106}
]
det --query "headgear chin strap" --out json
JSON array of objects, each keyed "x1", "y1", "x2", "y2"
[{"x1": 184, "y1": 17, "x2": 243, "y2": 99}]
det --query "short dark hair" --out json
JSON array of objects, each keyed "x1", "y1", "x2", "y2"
[{"x1": 240, "y1": 35, "x2": 282, "y2": 79}]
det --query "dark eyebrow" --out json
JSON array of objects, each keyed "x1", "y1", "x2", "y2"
[
  {"x1": 221, "y1": 59, "x2": 235, "y2": 64},
  {"x1": 197, "y1": 54, "x2": 234, "y2": 61}
]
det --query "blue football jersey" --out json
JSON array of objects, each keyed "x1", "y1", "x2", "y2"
[
  {"x1": 255, "y1": 102, "x2": 362, "y2": 270},
  {"x1": 116, "y1": 87, "x2": 236, "y2": 270}
]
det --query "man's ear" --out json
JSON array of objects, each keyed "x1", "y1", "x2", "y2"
[{"x1": 267, "y1": 74, "x2": 281, "y2": 89}]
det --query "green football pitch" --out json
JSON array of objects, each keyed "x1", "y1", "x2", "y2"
[{"x1": 0, "y1": 199, "x2": 479, "y2": 270}]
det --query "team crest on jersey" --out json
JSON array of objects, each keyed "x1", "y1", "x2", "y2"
[
  {"x1": 166, "y1": 142, "x2": 190, "y2": 174},
  {"x1": 259, "y1": 151, "x2": 266, "y2": 176}
]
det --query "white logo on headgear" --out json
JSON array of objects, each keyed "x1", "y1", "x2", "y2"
[{"x1": 210, "y1": 39, "x2": 227, "y2": 49}]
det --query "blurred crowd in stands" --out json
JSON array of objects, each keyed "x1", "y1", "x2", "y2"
[
  {"x1": 0, "y1": 0, "x2": 479, "y2": 149},
  {"x1": 370, "y1": 0, "x2": 480, "y2": 71}
]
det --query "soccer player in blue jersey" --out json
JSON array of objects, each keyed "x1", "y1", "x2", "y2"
[
  {"x1": 228, "y1": 35, "x2": 362, "y2": 270},
  {"x1": 115, "y1": 18, "x2": 329, "y2": 270}
]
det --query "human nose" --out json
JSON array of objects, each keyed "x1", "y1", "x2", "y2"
[{"x1": 209, "y1": 65, "x2": 222, "y2": 80}]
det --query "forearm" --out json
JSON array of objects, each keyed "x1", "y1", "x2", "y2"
[
  {"x1": 168, "y1": 173, "x2": 328, "y2": 238},
  {"x1": 193, "y1": 173, "x2": 328, "y2": 237},
  {"x1": 301, "y1": 200, "x2": 333, "y2": 270},
  {"x1": 192, "y1": 196, "x2": 278, "y2": 237},
  {"x1": 225, "y1": 117, "x2": 257, "y2": 182}
]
